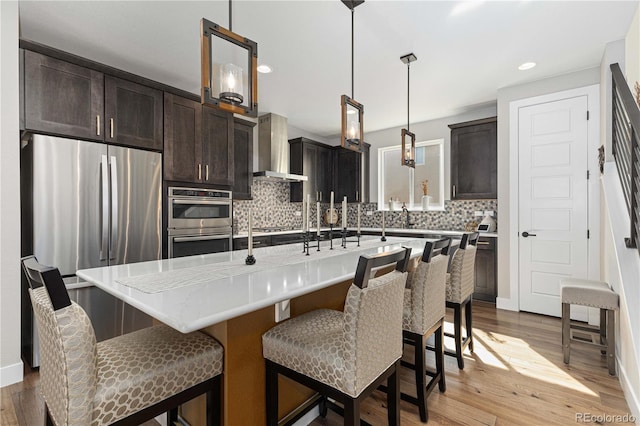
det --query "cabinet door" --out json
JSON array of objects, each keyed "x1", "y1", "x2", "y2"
[
  {"x1": 473, "y1": 238, "x2": 496, "y2": 302},
  {"x1": 450, "y1": 119, "x2": 497, "y2": 199},
  {"x1": 233, "y1": 120, "x2": 254, "y2": 199},
  {"x1": 316, "y1": 145, "x2": 333, "y2": 202},
  {"x1": 202, "y1": 107, "x2": 234, "y2": 186},
  {"x1": 334, "y1": 148, "x2": 359, "y2": 202},
  {"x1": 163, "y1": 94, "x2": 202, "y2": 183},
  {"x1": 303, "y1": 143, "x2": 318, "y2": 201},
  {"x1": 105, "y1": 76, "x2": 163, "y2": 150},
  {"x1": 24, "y1": 51, "x2": 104, "y2": 140}
]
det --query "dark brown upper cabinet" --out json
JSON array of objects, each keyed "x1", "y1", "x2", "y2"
[
  {"x1": 202, "y1": 107, "x2": 234, "y2": 186},
  {"x1": 104, "y1": 76, "x2": 163, "y2": 151},
  {"x1": 24, "y1": 51, "x2": 163, "y2": 151},
  {"x1": 449, "y1": 117, "x2": 497, "y2": 199},
  {"x1": 333, "y1": 143, "x2": 370, "y2": 203},
  {"x1": 233, "y1": 119, "x2": 255, "y2": 199},
  {"x1": 290, "y1": 138, "x2": 334, "y2": 202},
  {"x1": 164, "y1": 94, "x2": 202, "y2": 183},
  {"x1": 163, "y1": 93, "x2": 234, "y2": 187},
  {"x1": 24, "y1": 50, "x2": 104, "y2": 141}
]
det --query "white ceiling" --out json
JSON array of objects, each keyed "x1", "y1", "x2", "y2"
[{"x1": 19, "y1": 1, "x2": 638, "y2": 137}]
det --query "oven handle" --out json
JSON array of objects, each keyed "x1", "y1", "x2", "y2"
[
  {"x1": 171, "y1": 199, "x2": 231, "y2": 206},
  {"x1": 173, "y1": 235, "x2": 231, "y2": 243}
]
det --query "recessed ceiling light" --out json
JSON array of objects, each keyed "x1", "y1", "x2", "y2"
[
  {"x1": 518, "y1": 62, "x2": 537, "y2": 71},
  {"x1": 257, "y1": 64, "x2": 272, "y2": 74}
]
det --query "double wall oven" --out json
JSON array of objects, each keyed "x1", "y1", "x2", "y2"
[{"x1": 168, "y1": 187, "x2": 233, "y2": 258}]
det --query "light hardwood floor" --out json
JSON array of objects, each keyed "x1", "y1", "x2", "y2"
[{"x1": 1, "y1": 302, "x2": 632, "y2": 425}]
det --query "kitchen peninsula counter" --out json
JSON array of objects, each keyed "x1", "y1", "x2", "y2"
[{"x1": 77, "y1": 236, "x2": 429, "y2": 425}]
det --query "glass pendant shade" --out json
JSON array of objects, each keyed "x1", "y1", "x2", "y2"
[
  {"x1": 341, "y1": 95, "x2": 364, "y2": 152},
  {"x1": 201, "y1": 18, "x2": 258, "y2": 117},
  {"x1": 219, "y1": 63, "x2": 244, "y2": 104},
  {"x1": 402, "y1": 128, "x2": 416, "y2": 168}
]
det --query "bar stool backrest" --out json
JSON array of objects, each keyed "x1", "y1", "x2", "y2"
[
  {"x1": 447, "y1": 232, "x2": 479, "y2": 304},
  {"x1": 406, "y1": 238, "x2": 451, "y2": 334},
  {"x1": 21, "y1": 256, "x2": 98, "y2": 426},
  {"x1": 343, "y1": 247, "x2": 411, "y2": 396}
]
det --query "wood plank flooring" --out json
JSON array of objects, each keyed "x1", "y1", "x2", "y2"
[{"x1": 1, "y1": 302, "x2": 631, "y2": 425}]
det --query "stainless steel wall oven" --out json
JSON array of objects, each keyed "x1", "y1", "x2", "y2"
[{"x1": 167, "y1": 187, "x2": 233, "y2": 258}]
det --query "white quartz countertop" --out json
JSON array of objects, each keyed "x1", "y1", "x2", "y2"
[
  {"x1": 234, "y1": 228, "x2": 497, "y2": 238},
  {"x1": 77, "y1": 237, "x2": 429, "y2": 333}
]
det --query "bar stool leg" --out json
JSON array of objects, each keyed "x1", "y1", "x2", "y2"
[
  {"x1": 344, "y1": 399, "x2": 360, "y2": 426},
  {"x1": 414, "y1": 333, "x2": 428, "y2": 422},
  {"x1": 435, "y1": 322, "x2": 446, "y2": 392},
  {"x1": 387, "y1": 360, "x2": 401, "y2": 426},
  {"x1": 465, "y1": 299, "x2": 474, "y2": 353},
  {"x1": 600, "y1": 308, "x2": 607, "y2": 354},
  {"x1": 265, "y1": 361, "x2": 279, "y2": 426},
  {"x1": 607, "y1": 309, "x2": 616, "y2": 375},
  {"x1": 562, "y1": 303, "x2": 570, "y2": 364},
  {"x1": 454, "y1": 304, "x2": 464, "y2": 369}
]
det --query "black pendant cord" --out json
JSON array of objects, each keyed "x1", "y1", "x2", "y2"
[
  {"x1": 407, "y1": 62, "x2": 410, "y2": 132},
  {"x1": 351, "y1": 7, "x2": 355, "y2": 99},
  {"x1": 229, "y1": 0, "x2": 233, "y2": 31}
]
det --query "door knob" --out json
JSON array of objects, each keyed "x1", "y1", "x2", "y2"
[{"x1": 522, "y1": 231, "x2": 537, "y2": 238}]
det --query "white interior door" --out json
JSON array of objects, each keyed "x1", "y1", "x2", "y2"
[{"x1": 518, "y1": 96, "x2": 589, "y2": 319}]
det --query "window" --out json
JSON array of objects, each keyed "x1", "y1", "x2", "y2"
[{"x1": 378, "y1": 139, "x2": 445, "y2": 211}]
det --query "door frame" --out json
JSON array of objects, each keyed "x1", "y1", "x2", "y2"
[{"x1": 507, "y1": 85, "x2": 600, "y2": 319}]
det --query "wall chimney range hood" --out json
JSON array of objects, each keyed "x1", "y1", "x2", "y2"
[{"x1": 253, "y1": 113, "x2": 308, "y2": 182}]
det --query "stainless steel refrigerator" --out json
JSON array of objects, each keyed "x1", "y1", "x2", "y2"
[{"x1": 21, "y1": 134, "x2": 161, "y2": 367}]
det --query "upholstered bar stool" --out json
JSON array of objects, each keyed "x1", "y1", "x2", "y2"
[
  {"x1": 445, "y1": 232, "x2": 479, "y2": 369},
  {"x1": 401, "y1": 238, "x2": 451, "y2": 423},
  {"x1": 262, "y1": 247, "x2": 412, "y2": 426},
  {"x1": 21, "y1": 256, "x2": 224, "y2": 426},
  {"x1": 560, "y1": 278, "x2": 619, "y2": 375}
]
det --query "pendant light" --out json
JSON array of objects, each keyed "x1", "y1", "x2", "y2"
[
  {"x1": 201, "y1": 0, "x2": 258, "y2": 117},
  {"x1": 340, "y1": 0, "x2": 365, "y2": 152},
  {"x1": 401, "y1": 53, "x2": 417, "y2": 168}
]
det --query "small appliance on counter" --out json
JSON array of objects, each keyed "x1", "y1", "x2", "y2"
[{"x1": 477, "y1": 213, "x2": 497, "y2": 233}]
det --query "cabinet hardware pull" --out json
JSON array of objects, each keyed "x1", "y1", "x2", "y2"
[
  {"x1": 477, "y1": 241, "x2": 490, "y2": 245},
  {"x1": 320, "y1": 192, "x2": 323, "y2": 202},
  {"x1": 109, "y1": 118, "x2": 114, "y2": 138},
  {"x1": 198, "y1": 164, "x2": 202, "y2": 180},
  {"x1": 356, "y1": 190, "x2": 359, "y2": 201},
  {"x1": 96, "y1": 115, "x2": 101, "y2": 136},
  {"x1": 206, "y1": 165, "x2": 209, "y2": 181},
  {"x1": 253, "y1": 241, "x2": 262, "y2": 245},
  {"x1": 452, "y1": 185, "x2": 456, "y2": 198}
]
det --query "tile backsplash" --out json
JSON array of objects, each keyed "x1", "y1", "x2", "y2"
[{"x1": 233, "y1": 181, "x2": 498, "y2": 234}]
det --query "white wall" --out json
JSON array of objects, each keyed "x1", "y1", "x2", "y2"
[
  {"x1": 0, "y1": 0, "x2": 24, "y2": 387},
  {"x1": 495, "y1": 67, "x2": 600, "y2": 308},
  {"x1": 625, "y1": 5, "x2": 640, "y2": 92},
  {"x1": 362, "y1": 104, "x2": 497, "y2": 202}
]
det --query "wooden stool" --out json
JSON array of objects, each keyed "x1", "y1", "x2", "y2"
[
  {"x1": 560, "y1": 278, "x2": 619, "y2": 375},
  {"x1": 262, "y1": 247, "x2": 412, "y2": 426},
  {"x1": 22, "y1": 256, "x2": 224, "y2": 426},
  {"x1": 399, "y1": 238, "x2": 451, "y2": 422}
]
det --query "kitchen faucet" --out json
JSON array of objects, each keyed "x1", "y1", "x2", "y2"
[{"x1": 402, "y1": 203, "x2": 414, "y2": 229}]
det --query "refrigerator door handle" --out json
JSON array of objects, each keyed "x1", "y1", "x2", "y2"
[
  {"x1": 100, "y1": 155, "x2": 109, "y2": 261},
  {"x1": 109, "y1": 156, "x2": 118, "y2": 260}
]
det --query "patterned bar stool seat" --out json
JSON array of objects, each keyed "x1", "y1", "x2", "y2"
[
  {"x1": 262, "y1": 247, "x2": 412, "y2": 426},
  {"x1": 445, "y1": 232, "x2": 479, "y2": 369},
  {"x1": 560, "y1": 278, "x2": 619, "y2": 375},
  {"x1": 21, "y1": 256, "x2": 224, "y2": 426},
  {"x1": 401, "y1": 238, "x2": 451, "y2": 422}
]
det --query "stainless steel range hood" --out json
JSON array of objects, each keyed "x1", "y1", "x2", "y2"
[{"x1": 253, "y1": 113, "x2": 308, "y2": 182}]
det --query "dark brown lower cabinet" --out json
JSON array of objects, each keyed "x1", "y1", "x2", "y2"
[
  {"x1": 474, "y1": 236, "x2": 496, "y2": 302},
  {"x1": 233, "y1": 235, "x2": 271, "y2": 251}
]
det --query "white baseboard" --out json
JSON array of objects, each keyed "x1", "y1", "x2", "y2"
[
  {"x1": 496, "y1": 297, "x2": 518, "y2": 312},
  {"x1": 292, "y1": 406, "x2": 320, "y2": 426},
  {"x1": 617, "y1": 354, "x2": 640, "y2": 422},
  {"x1": 0, "y1": 361, "x2": 23, "y2": 387}
]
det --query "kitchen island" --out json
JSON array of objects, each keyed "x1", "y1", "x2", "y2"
[{"x1": 77, "y1": 236, "x2": 430, "y2": 425}]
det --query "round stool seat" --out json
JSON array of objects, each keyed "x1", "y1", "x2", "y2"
[{"x1": 560, "y1": 278, "x2": 619, "y2": 310}]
